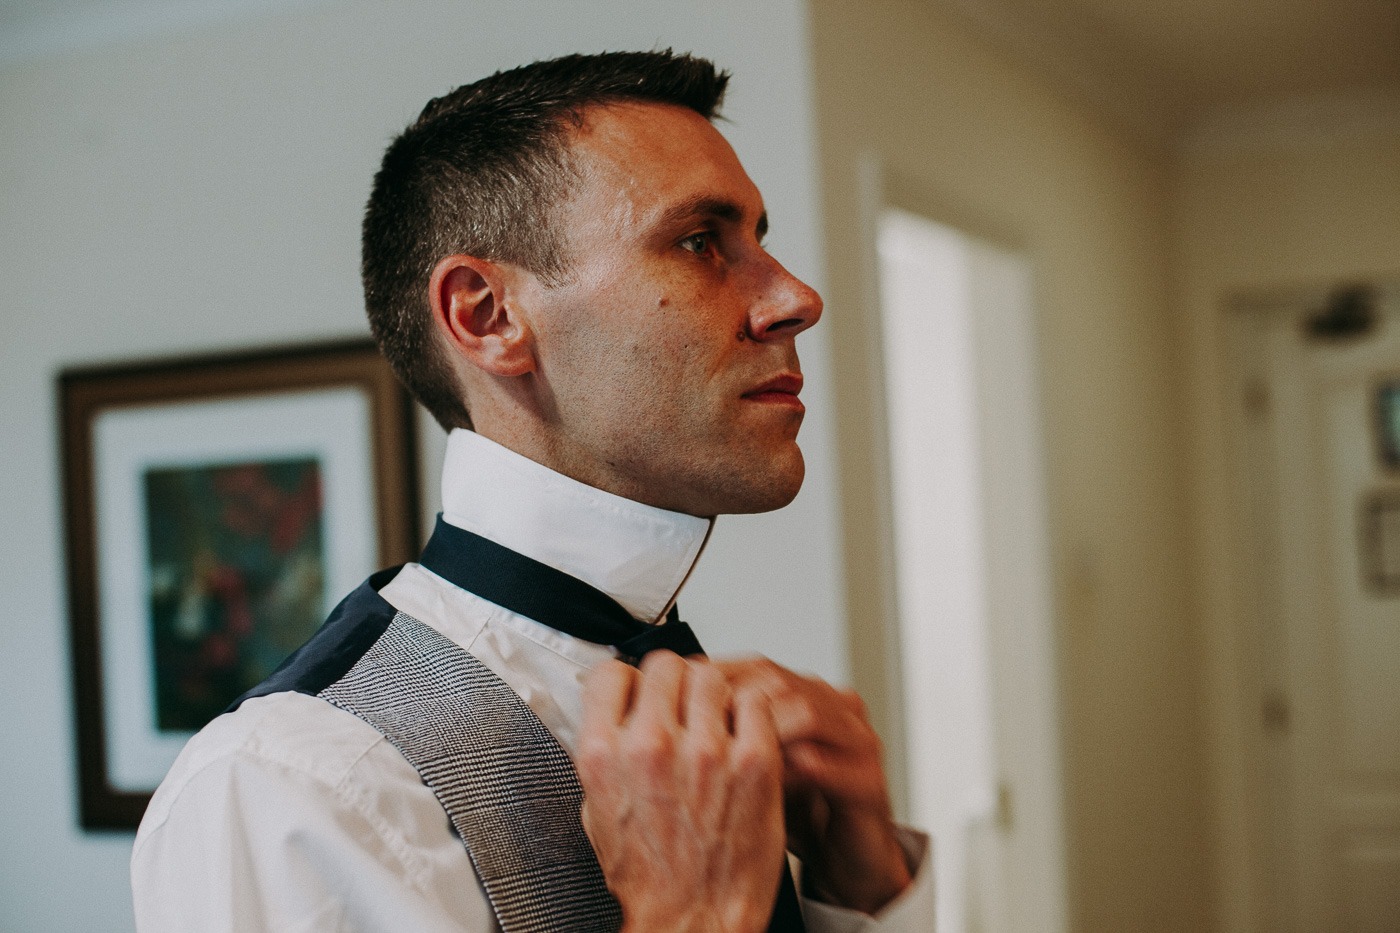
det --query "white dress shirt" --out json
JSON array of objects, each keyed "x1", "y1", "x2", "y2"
[{"x1": 132, "y1": 429, "x2": 934, "y2": 932}]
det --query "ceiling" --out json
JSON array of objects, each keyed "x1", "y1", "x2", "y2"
[
  {"x1": 940, "y1": 0, "x2": 1400, "y2": 143},
  {"x1": 3, "y1": 0, "x2": 1398, "y2": 144}
]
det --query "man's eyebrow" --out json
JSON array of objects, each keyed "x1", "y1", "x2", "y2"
[{"x1": 657, "y1": 195, "x2": 769, "y2": 240}]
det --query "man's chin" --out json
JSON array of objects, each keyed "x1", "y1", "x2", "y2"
[
  {"x1": 708, "y1": 456, "x2": 805, "y2": 516},
  {"x1": 637, "y1": 443, "x2": 806, "y2": 517}
]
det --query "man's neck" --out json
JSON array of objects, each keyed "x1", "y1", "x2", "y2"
[{"x1": 437, "y1": 429, "x2": 713, "y2": 624}]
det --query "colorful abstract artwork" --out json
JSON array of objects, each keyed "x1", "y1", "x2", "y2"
[{"x1": 144, "y1": 458, "x2": 325, "y2": 731}]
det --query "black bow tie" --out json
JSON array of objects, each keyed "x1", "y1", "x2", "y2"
[{"x1": 416, "y1": 515, "x2": 806, "y2": 932}]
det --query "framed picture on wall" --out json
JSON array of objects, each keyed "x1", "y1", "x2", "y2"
[
  {"x1": 1361, "y1": 488, "x2": 1400, "y2": 596},
  {"x1": 1375, "y1": 377, "x2": 1400, "y2": 470},
  {"x1": 60, "y1": 340, "x2": 420, "y2": 830}
]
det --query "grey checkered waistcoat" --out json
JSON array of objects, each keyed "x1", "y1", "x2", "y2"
[
  {"x1": 230, "y1": 575, "x2": 622, "y2": 933},
  {"x1": 320, "y1": 610, "x2": 621, "y2": 933}
]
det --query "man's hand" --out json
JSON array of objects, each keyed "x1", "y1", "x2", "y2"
[
  {"x1": 577, "y1": 652, "x2": 787, "y2": 933},
  {"x1": 714, "y1": 659, "x2": 912, "y2": 916}
]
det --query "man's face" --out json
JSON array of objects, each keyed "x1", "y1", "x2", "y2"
[{"x1": 518, "y1": 102, "x2": 823, "y2": 516}]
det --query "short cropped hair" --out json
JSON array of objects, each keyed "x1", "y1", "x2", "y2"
[{"x1": 362, "y1": 50, "x2": 730, "y2": 430}]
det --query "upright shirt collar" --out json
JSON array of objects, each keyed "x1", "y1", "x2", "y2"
[{"x1": 439, "y1": 429, "x2": 713, "y2": 624}]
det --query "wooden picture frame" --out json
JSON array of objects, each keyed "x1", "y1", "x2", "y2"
[
  {"x1": 1361, "y1": 488, "x2": 1400, "y2": 596},
  {"x1": 60, "y1": 340, "x2": 420, "y2": 829}
]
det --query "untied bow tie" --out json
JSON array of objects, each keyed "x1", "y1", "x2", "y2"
[{"x1": 417, "y1": 515, "x2": 704, "y2": 659}]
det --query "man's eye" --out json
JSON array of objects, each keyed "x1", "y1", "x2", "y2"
[{"x1": 679, "y1": 232, "x2": 712, "y2": 254}]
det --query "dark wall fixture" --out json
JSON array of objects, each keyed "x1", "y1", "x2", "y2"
[{"x1": 1304, "y1": 284, "x2": 1377, "y2": 341}]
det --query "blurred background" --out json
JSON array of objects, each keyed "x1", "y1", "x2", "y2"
[{"x1": 2, "y1": 1, "x2": 1396, "y2": 930}]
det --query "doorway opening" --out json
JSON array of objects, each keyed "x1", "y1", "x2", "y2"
[{"x1": 876, "y1": 208, "x2": 1067, "y2": 933}]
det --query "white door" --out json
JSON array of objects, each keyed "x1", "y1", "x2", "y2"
[{"x1": 1229, "y1": 283, "x2": 1400, "y2": 932}]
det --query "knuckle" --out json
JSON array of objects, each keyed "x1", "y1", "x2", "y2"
[
  {"x1": 690, "y1": 659, "x2": 724, "y2": 687},
  {"x1": 698, "y1": 668, "x2": 736, "y2": 706},
  {"x1": 733, "y1": 738, "x2": 779, "y2": 777},
  {"x1": 640, "y1": 649, "x2": 684, "y2": 676},
  {"x1": 626, "y1": 729, "x2": 673, "y2": 771},
  {"x1": 687, "y1": 737, "x2": 723, "y2": 773},
  {"x1": 788, "y1": 702, "x2": 820, "y2": 735}
]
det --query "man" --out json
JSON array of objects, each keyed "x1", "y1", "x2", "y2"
[{"x1": 132, "y1": 51, "x2": 933, "y2": 931}]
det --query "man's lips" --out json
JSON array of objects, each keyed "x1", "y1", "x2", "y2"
[{"x1": 742, "y1": 374, "x2": 804, "y2": 407}]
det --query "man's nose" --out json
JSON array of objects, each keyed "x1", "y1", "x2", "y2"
[{"x1": 745, "y1": 260, "x2": 824, "y2": 342}]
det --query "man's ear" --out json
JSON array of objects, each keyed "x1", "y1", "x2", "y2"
[{"x1": 428, "y1": 254, "x2": 536, "y2": 377}]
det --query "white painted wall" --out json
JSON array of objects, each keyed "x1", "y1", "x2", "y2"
[{"x1": 0, "y1": 3, "x2": 838, "y2": 928}]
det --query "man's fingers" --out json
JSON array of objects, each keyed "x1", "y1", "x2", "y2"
[
  {"x1": 784, "y1": 742, "x2": 855, "y2": 789},
  {"x1": 768, "y1": 691, "x2": 840, "y2": 745},
  {"x1": 732, "y1": 684, "x2": 780, "y2": 757},
  {"x1": 684, "y1": 660, "x2": 734, "y2": 739},
  {"x1": 632, "y1": 649, "x2": 688, "y2": 726},
  {"x1": 711, "y1": 657, "x2": 783, "y2": 695},
  {"x1": 581, "y1": 659, "x2": 637, "y2": 732},
  {"x1": 577, "y1": 662, "x2": 788, "y2": 930},
  {"x1": 713, "y1": 659, "x2": 907, "y2": 913},
  {"x1": 717, "y1": 658, "x2": 859, "y2": 747}
]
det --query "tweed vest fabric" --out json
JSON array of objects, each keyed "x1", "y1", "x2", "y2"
[
  {"x1": 230, "y1": 576, "x2": 621, "y2": 932},
  {"x1": 320, "y1": 611, "x2": 621, "y2": 932}
]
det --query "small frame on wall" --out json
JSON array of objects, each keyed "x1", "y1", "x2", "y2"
[
  {"x1": 1360, "y1": 488, "x2": 1400, "y2": 596},
  {"x1": 1375, "y1": 377, "x2": 1400, "y2": 470},
  {"x1": 60, "y1": 340, "x2": 420, "y2": 830}
]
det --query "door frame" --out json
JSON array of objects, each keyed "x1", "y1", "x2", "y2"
[{"x1": 850, "y1": 151, "x2": 1070, "y2": 933}]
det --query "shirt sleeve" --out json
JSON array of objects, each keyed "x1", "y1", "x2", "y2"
[
  {"x1": 131, "y1": 722, "x2": 497, "y2": 932},
  {"x1": 799, "y1": 828, "x2": 935, "y2": 933}
]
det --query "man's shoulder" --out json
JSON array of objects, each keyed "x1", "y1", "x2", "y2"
[
  {"x1": 137, "y1": 691, "x2": 394, "y2": 840},
  {"x1": 189, "y1": 691, "x2": 384, "y2": 776},
  {"x1": 130, "y1": 692, "x2": 494, "y2": 930}
]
